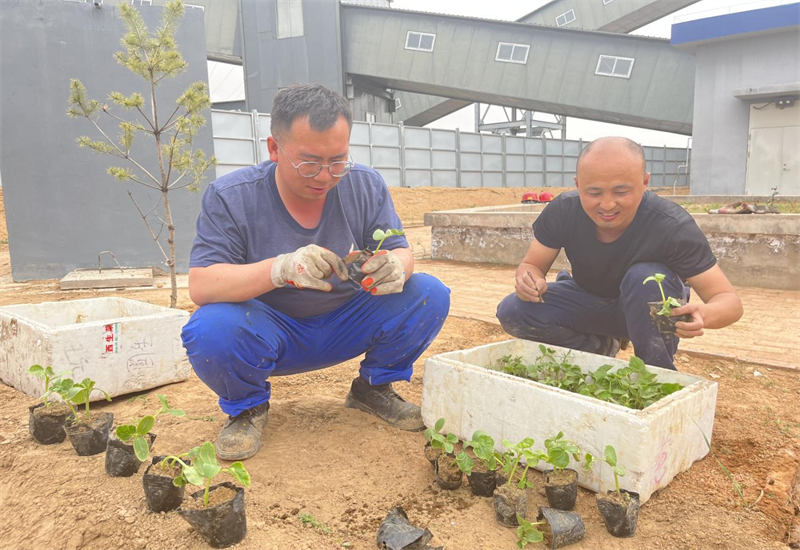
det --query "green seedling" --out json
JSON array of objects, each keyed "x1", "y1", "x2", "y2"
[
  {"x1": 52, "y1": 377, "x2": 111, "y2": 421},
  {"x1": 28, "y1": 365, "x2": 71, "y2": 407},
  {"x1": 501, "y1": 438, "x2": 546, "y2": 489},
  {"x1": 643, "y1": 273, "x2": 683, "y2": 316},
  {"x1": 115, "y1": 394, "x2": 185, "y2": 461},
  {"x1": 457, "y1": 430, "x2": 501, "y2": 476},
  {"x1": 544, "y1": 432, "x2": 580, "y2": 472},
  {"x1": 299, "y1": 512, "x2": 331, "y2": 534},
  {"x1": 372, "y1": 228, "x2": 405, "y2": 253},
  {"x1": 515, "y1": 514, "x2": 545, "y2": 548},
  {"x1": 165, "y1": 441, "x2": 250, "y2": 507},
  {"x1": 424, "y1": 417, "x2": 459, "y2": 454},
  {"x1": 584, "y1": 445, "x2": 627, "y2": 498}
]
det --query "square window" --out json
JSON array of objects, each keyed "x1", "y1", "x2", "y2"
[
  {"x1": 419, "y1": 33, "x2": 434, "y2": 51},
  {"x1": 511, "y1": 45, "x2": 528, "y2": 63},
  {"x1": 613, "y1": 58, "x2": 633, "y2": 77},
  {"x1": 597, "y1": 56, "x2": 615, "y2": 74},
  {"x1": 406, "y1": 32, "x2": 421, "y2": 50},
  {"x1": 556, "y1": 9, "x2": 575, "y2": 26},
  {"x1": 498, "y1": 44, "x2": 513, "y2": 61}
]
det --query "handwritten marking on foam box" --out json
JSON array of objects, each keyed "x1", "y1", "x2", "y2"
[
  {"x1": 102, "y1": 323, "x2": 120, "y2": 354},
  {"x1": 653, "y1": 436, "x2": 673, "y2": 485}
]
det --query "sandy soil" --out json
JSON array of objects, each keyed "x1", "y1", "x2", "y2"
[{"x1": 1, "y1": 187, "x2": 799, "y2": 550}]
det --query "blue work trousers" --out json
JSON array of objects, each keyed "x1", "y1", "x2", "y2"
[
  {"x1": 181, "y1": 273, "x2": 450, "y2": 416},
  {"x1": 496, "y1": 263, "x2": 688, "y2": 370}
]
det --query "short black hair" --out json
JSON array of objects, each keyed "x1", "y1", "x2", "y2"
[
  {"x1": 270, "y1": 84, "x2": 353, "y2": 140},
  {"x1": 577, "y1": 137, "x2": 646, "y2": 173}
]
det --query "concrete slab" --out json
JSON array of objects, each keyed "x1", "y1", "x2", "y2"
[{"x1": 60, "y1": 268, "x2": 155, "y2": 290}]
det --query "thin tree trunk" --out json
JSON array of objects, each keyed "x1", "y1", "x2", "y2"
[{"x1": 163, "y1": 189, "x2": 178, "y2": 308}]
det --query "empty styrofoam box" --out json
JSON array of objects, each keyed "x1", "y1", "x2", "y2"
[
  {"x1": 421, "y1": 339, "x2": 717, "y2": 503},
  {"x1": 0, "y1": 297, "x2": 191, "y2": 400}
]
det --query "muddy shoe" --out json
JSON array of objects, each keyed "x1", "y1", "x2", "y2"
[
  {"x1": 344, "y1": 377, "x2": 424, "y2": 432},
  {"x1": 597, "y1": 336, "x2": 621, "y2": 358},
  {"x1": 215, "y1": 402, "x2": 269, "y2": 461}
]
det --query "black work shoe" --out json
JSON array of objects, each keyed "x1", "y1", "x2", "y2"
[
  {"x1": 215, "y1": 402, "x2": 269, "y2": 461},
  {"x1": 344, "y1": 377, "x2": 425, "y2": 432},
  {"x1": 597, "y1": 336, "x2": 621, "y2": 358}
]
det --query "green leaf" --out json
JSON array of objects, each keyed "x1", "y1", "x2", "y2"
[
  {"x1": 28, "y1": 365, "x2": 45, "y2": 377},
  {"x1": 423, "y1": 428, "x2": 435, "y2": 442},
  {"x1": 613, "y1": 465, "x2": 626, "y2": 477},
  {"x1": 446, "y1": 433, "x2": 459, "y2": 444},
  {"x1": 227, "y1": 462, "x2": 251, "y2": 487},
  {"x1": 372, "y1": 229, "x2": 386, "y2": 241},
  {"x1": 182, "y1": 465, "x2": 204, "y2": 486},
  {"x1": 604, "y1": 445, "x2": 617, "y2": 466},
  {"x1": 167, "y1": 409, "x2": 186, "y2": 417},
  {"x1": 133, "y1": 435, "x2": 150, "y2": 462},
  {"x1": 172, "y1": 474, "x2": 187, "y2": 488},
  {"x1": 455, "y1": 451, "x2": 474, "y2": 476},
  {"x1": 434, "y1": 418, "x2": 445, "y2": 433},
  {"x1": 198, "y1": 441, "x2": 217, "y2": 465},
  {"x1": 583, "y1": 453, "x2": 595, "y2": 472},
  {"x1": 661, "y1": 383, "x2": 683, "y2": 396},
  {"x1": 157, "y1": 394, "x2": 170, "y2": 410},
  {"x1": 137, "y1": 415, "x2": 155, "y2": 435},
  {"x1": 116, "y1": 424, "x2": 137, "y2": 441},
  {"x1": 443, "y1": 441, "x2": 454, "y2": 454}
]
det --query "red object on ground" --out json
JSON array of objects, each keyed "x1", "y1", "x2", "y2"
[
  {"x1": 538, "y1": 192, "x2": 554, "y2": 202},
  {"x1": 521, "y1": 192, "x2": 539, "y2": 203}
]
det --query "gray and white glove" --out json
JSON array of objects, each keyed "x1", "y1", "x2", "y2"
[
  {"x1": 271, "y1": 244, "x2": 348, "y2": 292},
  {"x1": 360, "y1": 250, "x2": 405, "y2": 296}
]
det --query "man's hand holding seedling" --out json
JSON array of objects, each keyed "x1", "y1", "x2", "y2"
[
  {"x1": 359, "y1": 250, "x2": 406, "y2": 295},
  {"x1": 670, "y1": 303, "x2": 705, "y2": 338},
  {"x1": 271, "y1": 244, "x2": 349, "y2": 291}
]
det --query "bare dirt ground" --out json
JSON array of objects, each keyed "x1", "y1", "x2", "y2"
[{"x1": 1, "y1": 187, "x2": 799, "y2": 550}]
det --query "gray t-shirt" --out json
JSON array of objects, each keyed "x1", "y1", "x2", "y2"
[{"x1": 190, "y1": 161, "x2": 408, "y2": 317}]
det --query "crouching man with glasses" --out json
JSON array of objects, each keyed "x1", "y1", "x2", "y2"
[{"x1": 181, "y1": 84, "x2": 450, "y2": 460}]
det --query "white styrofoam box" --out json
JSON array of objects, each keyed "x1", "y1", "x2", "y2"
[
  {"x1": 0, "y1": 297, "x2": 191, "y2": 401},
  {"x1": 421, "y1": 339, "x2": 717, "y2": 503}
]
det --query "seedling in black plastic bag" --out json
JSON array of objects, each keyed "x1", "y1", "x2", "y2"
[
  {"x1": 167, "y1": 442, "x2": 251, "y2": 507},
  {"x1": 544, "y1": 432, "x2": 580, "y2": 472},
  {"x1": 115, "y1": 394, "x2": 185, "y2": 461},
  {"x1": 457, "y1": 430, "x2": 500, "y2": 476},
  {"x1": 424, "y1": 417, "x2": 459, "y2": 454},
  {"x1": 54, "y1": 377, "x2": 111, "y2": 421},
  {"x1": 501, "y1": 438, "x2": 546, "y2": 489},
  {"x1": 584, "y1": 445, "x2": 627, "y2": 498},
  {"x1": 28, "y1": 365, "x2": 71, "y2": 408},
  {"x1": 643, "y1": 273, "x2": 683, "y2": 317}
]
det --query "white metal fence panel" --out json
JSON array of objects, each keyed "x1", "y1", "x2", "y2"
[{"x1": 211, "y1": 109, "x2": 691, "y2": 188}]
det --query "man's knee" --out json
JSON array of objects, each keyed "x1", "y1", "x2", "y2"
[
  {"x1": 497, "y1": 294, "x2": 539, "y2": 339},
  {"x1": 182, "y1": 302, "x2": 258, "y2": 360},
  {"x1": 405, "y1": 273, "x2": 451, "y2": 319}
]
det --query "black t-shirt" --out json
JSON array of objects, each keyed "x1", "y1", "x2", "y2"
[{"x1": 533, "y1": 190, "x2": 717, "y2": 298}]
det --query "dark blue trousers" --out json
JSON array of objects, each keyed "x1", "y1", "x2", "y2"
[
  {"x1": 496, "y1": 263, "x2": 688, "y2": 370},
  {"x1": 181, "y1": 274, "x2": 450, "y2": 417}
]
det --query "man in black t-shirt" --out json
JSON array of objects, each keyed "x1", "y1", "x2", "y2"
[{"x1": 496, "y1": 137, "x2": 743, "y2": 370}]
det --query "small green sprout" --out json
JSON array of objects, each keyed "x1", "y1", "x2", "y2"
[
  {"x1": 299, "y1": 512, "x2": 331, "y2": 534},
  {"x1": 501, "y1": 438, "x2": 546, "y2": 489},
  {"x1": 457, "y1": 430, "x2": 501, "y2": 476},
  {"x1": 424, "y1": 417, "x2": 459, "y2": 454},
  {"x1": 166, "y1": 442, "x2": 251, "y2": 507},
  {"x1": 52, "y1": 377, "x2": 111, "y2": 420},
  {"x1": 28, "y1": 365, "x2": 71, "y2": 407},
  {"x1": 584, "y1": 444, "x2": 627, "y2": 496},
  {"x1": 544, "y1": 432, "x2": 581, "y2": 472},
  {"x1": 643, "y1": 273, "x2": 683, "y2": 316},
  {"x1": 372, "y1": 228, "x2": 405, "y2": 252},
  {"x1": 515, "y1": 514, "x2": 545, "y2": 548},
  {"x1": 115, "y1": 394, "x2": 185, "y2": 461}
]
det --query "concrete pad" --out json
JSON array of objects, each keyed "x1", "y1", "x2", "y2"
[{"x1": 60, "y1": 268, "x2": 155, "y2": 290}]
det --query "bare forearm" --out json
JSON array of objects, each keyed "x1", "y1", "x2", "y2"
[
  {"x1": 517, "y1": 261, "x2": 545, "y2": 281},
  {"x1": 699, "y1": 291, "x2": 743, "y2": 329},
  {"x1": 189, "y1": 260, "x2": 276, "y2": 306}
]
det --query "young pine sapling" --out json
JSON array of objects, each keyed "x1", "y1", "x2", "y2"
[
  {"x1": 584, "y1": 445, "x2": 627, "y2": 499},
  {"x1": 28, "y1": 365, "x2": 71, "y2": 408},
  {"x1": 115, "y1": 394, "x2": 185, "y2": 461},
  {"x1": 166, "y1": 441, "x2": 251, "y2": 507},
  {"x1": 643, "y1": 273, "x2": 682, "y2": 317}
]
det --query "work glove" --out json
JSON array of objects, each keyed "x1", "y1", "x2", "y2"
[
  {"x1": 271, "y1": 244, "x2": 348, "y2": 292},
  {"x1": 358, "y1": 250, "x2": 405, "y2": 296}
]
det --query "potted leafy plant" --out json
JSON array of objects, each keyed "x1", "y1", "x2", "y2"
[
  {"x1": 542, "y1": 432, "x2": 581, "y2": 511},
  {"x1": 143, "y1": 448, "x2": 197, "y2": 513},
  {"x1": 493, "y1": 438, "x2": 545, "y2": 527},
  {"x1": 106, "y1": 394, "x2": 185, "y2": 477},
  {"x1": 584, "y1": 445, "x2": 640, "y2": 537},
  {"x1": 344, "y1": 227, "x2": 405, "y2": 285},
  {"x1": 172, "y1": 442, "x2": 251, "y2": 548},
  {"x1": 456, "y1": 430, "x2": 502, "y2": 497},
  {"x1": 423, "y1": 417, "x2": 457, "y2": 467},
  {"x1": 643, "y1": 273, "x2": 692, "y2": 333},
  {"x1": 57, "y1": 377, "x2": 114, "y2": 456},
  {"x1": 27, "y1": 365, "x2": 72, "y2": 445}
]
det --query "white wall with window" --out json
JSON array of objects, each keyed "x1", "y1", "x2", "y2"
[
  {"x1": 595, "y1": 55, "x2": 635, "y2": 78},
  {"x1": 405, "y1": 31, "x2": 436, "y2": 52},
  {"x1": 495, "y1": 42, "x2": 530, "y2": 64},
  {"x1": 555, "y1": 9, "x2": 575, "y2": 27},
  {"x1": 276, "y1": 0, "x2": 304, "y2": 39}
]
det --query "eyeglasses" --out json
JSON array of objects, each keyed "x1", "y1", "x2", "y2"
[{"x1": 275, "y1": 141, "x2": 354, "y2": 178}]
